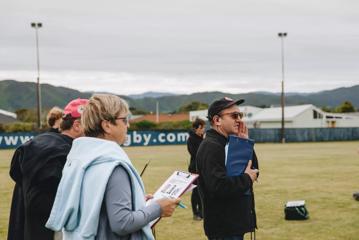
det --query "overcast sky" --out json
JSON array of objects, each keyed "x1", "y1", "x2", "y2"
[{"x1": 0, "y1": 0, "x2": 358, "y2": 95}]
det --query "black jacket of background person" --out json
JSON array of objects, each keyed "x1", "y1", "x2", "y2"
[
  {"x1": 187, "y1": 130, "x2": 203, "y2": 173},
  {"x1": 196, "y1": 129, "x2": 259, "y2": 238},
  {"x1": 8, "y1": 132, "x2": 73, "y2": 240}
]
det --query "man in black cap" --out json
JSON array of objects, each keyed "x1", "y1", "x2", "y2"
[{"x1": 196, "y1": 97, "x2": 259, "y2": 240}]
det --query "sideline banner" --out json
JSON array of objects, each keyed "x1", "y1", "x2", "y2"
[
  {"x1": 123, "y1": 130, "x2": 189, "y2": 147},
  {"x1": 1, "y1": 128, "x2": 359, "y2": 149},
  {"x1": 0, "y1": 131, "x2": 190, "y2": 149},
  {"x1": 0, "y1": 132, "x2": 35, "y2": 149}
]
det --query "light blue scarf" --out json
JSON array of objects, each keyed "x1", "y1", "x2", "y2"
[{"x1": 46, "y1": 137, "x2": 154, "y2": 240}]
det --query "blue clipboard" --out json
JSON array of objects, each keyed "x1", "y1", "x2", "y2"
[{"x1": 226, "y1": 135, "x2": 255, "y2": 195}]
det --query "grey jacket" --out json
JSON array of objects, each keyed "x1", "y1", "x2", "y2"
[{"x1": 96, "y1": 166, "x2": 161, "y2": 240}]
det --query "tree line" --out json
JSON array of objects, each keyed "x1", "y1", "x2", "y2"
[{"x1": 1, "y1": 101, "x2": 357, "y2": 133}]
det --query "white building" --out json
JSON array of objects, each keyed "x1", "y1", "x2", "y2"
[
  {"x1": 247, "y1": 104, "x2": 359, "y2": 128},
  {"x1": 189, "y1": 109, "x2": 207, "y2": 121},
  {"x1": 190, "y1": 104, "x2": 359, "y2": 128}
]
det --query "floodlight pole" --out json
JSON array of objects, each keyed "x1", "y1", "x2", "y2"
[
  {"x1": 31, "y1": 22, "x2": 43, "y2": 128},
  {"x1": 156, "y1": 101, "x2": 159, "y2": 123},
  {"x1": 278, "y1": 32, "x2": 287, "y2": 143}
]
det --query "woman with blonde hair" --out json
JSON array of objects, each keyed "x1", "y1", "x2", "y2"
[{"x1": 46, "y1": 94, "x2": 180, "y2": 240}]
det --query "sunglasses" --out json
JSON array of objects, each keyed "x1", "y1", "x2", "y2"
[
  {"x1": 219, "y1": 111, "x2": 243, "y2": 120},
  {"x1": 115, "y1": 116, "x2": 129, "y2": 125}
]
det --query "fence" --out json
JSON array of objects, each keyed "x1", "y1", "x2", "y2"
[
  {"x1": 249, "y1": 128, "x2": 359, "y2": 142},
  {"x1": 1, "y1": 128, "x2": 359, "y2": 149}
]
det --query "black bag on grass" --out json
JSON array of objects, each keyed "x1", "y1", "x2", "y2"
[
  {"x1": 353, "y1": 192, "x2": 359, "y2": 201},
  {"x1": 284, "y1": 200, "x2": 309, "y2": 220}
]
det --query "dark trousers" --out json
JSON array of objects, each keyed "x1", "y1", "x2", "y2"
[{"x1": 191, "y1": 188, "x2": 202, "y2": 217}]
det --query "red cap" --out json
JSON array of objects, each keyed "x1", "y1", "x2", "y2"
[{"x1": 63, "y1": 98, "x2": 89, "y2": 118}]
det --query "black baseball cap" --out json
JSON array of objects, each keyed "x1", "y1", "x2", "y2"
[{"x1": 207, "y1": 97, "x2": 245, "y2": 120}]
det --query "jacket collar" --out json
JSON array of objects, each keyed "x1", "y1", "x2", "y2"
[
  {"x1": 189, "y1": 129, "x2": 203, "y2": 140},
  {"x1": 206, "y1": 128, "x2": 228, "y2": 147}
]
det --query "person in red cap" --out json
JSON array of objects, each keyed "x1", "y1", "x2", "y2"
[
  {"x1": 8, "y1": 98, "x2": 88, "y2": 240},
  {"x1": 196, "y1": 97, "x2": 259, "y2": 240}
]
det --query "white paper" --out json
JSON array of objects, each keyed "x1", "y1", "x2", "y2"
[
  {"x1": 146, "y1": 171, "x2": 198, "y2": 227},
  {"x1": 184, "y1": 184, "x2": 197, "y2": 194}
]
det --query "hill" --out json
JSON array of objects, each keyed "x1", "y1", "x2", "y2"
[
  {"x1": 128, "y1": 91, "x2": 177, "y2": 99},
  {"x1": 0, "y1": 80, "x2": 92, "y2": 111},
  {"x1": 0, "y1": 79, "x2": 358, "y2": 112},
  {"x1": 0, "y1": 80, "x2": 133, "y2": 111},
  {"x1": 131, "y1": 86, "x2": 359, "y2": 112}
]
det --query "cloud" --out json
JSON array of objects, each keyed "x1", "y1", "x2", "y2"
[{"x1": 0, "y1": 0, "x2": 358, "y2": 95}]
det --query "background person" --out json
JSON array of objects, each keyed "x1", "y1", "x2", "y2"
[
  {"x1": 46, "y1": 94, "x2": 180, "y2": 240},
  {"x1": 196, "y1": 97, "x2": 259, "y2": 240},
  {"x1": 46, "y1": 106, "x2": 63, "y2": 133},
  {"x1": 8, "y1": 98, "x2": 88, "y2": 240},
  {"x1": 187, "y1": 118, "x2": 206, "y2": 220}
]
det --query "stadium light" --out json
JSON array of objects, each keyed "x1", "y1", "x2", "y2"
[
  {"x1": 278, "y1": 32, "x2": 287, "y2": 143},
  {"x1": 31, "y1": 22, "x2": 43, "y2": 128}
]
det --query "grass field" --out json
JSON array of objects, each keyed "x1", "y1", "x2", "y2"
[{"x1": 1, "y1": 141, "x2": 359, "y2": 239}]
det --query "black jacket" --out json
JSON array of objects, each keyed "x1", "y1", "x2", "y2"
[
  {"x1": 196, "y1": 129, "x2": 258, "y2": 238},
  {"x1": 187, "y1": 130, "x2": 203, "y2": 173},
  {"x1": 8, "y1": 132, "x2": 73, "y2": 240},
  {"x1": 48, "y1": 128, "x2": 60, "y2": 134}
]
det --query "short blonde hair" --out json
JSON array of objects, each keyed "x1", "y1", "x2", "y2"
[
  {"x1": 82, "y1": 94, "x2": 129, "y2": 137},
  {"x1": 46, "y1": 107, "x2": 63, "y2": 127}
]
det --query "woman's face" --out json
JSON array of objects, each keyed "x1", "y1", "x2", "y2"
[
  {"x1": 195, "y1": 124, "x2": 206, "y2": 136},
  {"x1": 105, "y1": 113, "x2": 129, "y2": 145}
]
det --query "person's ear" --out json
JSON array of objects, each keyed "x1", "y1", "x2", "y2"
[
  {"x1": 101, "y1": 120, "x2": 112, "y2": 134},
  {"x1": 214, "y1": 116, "x2": 221, "y2": 126}
]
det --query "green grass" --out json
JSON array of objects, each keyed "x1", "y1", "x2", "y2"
[{"x1": 1, "y1": 142, "x2": 359, "y2": 239}]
